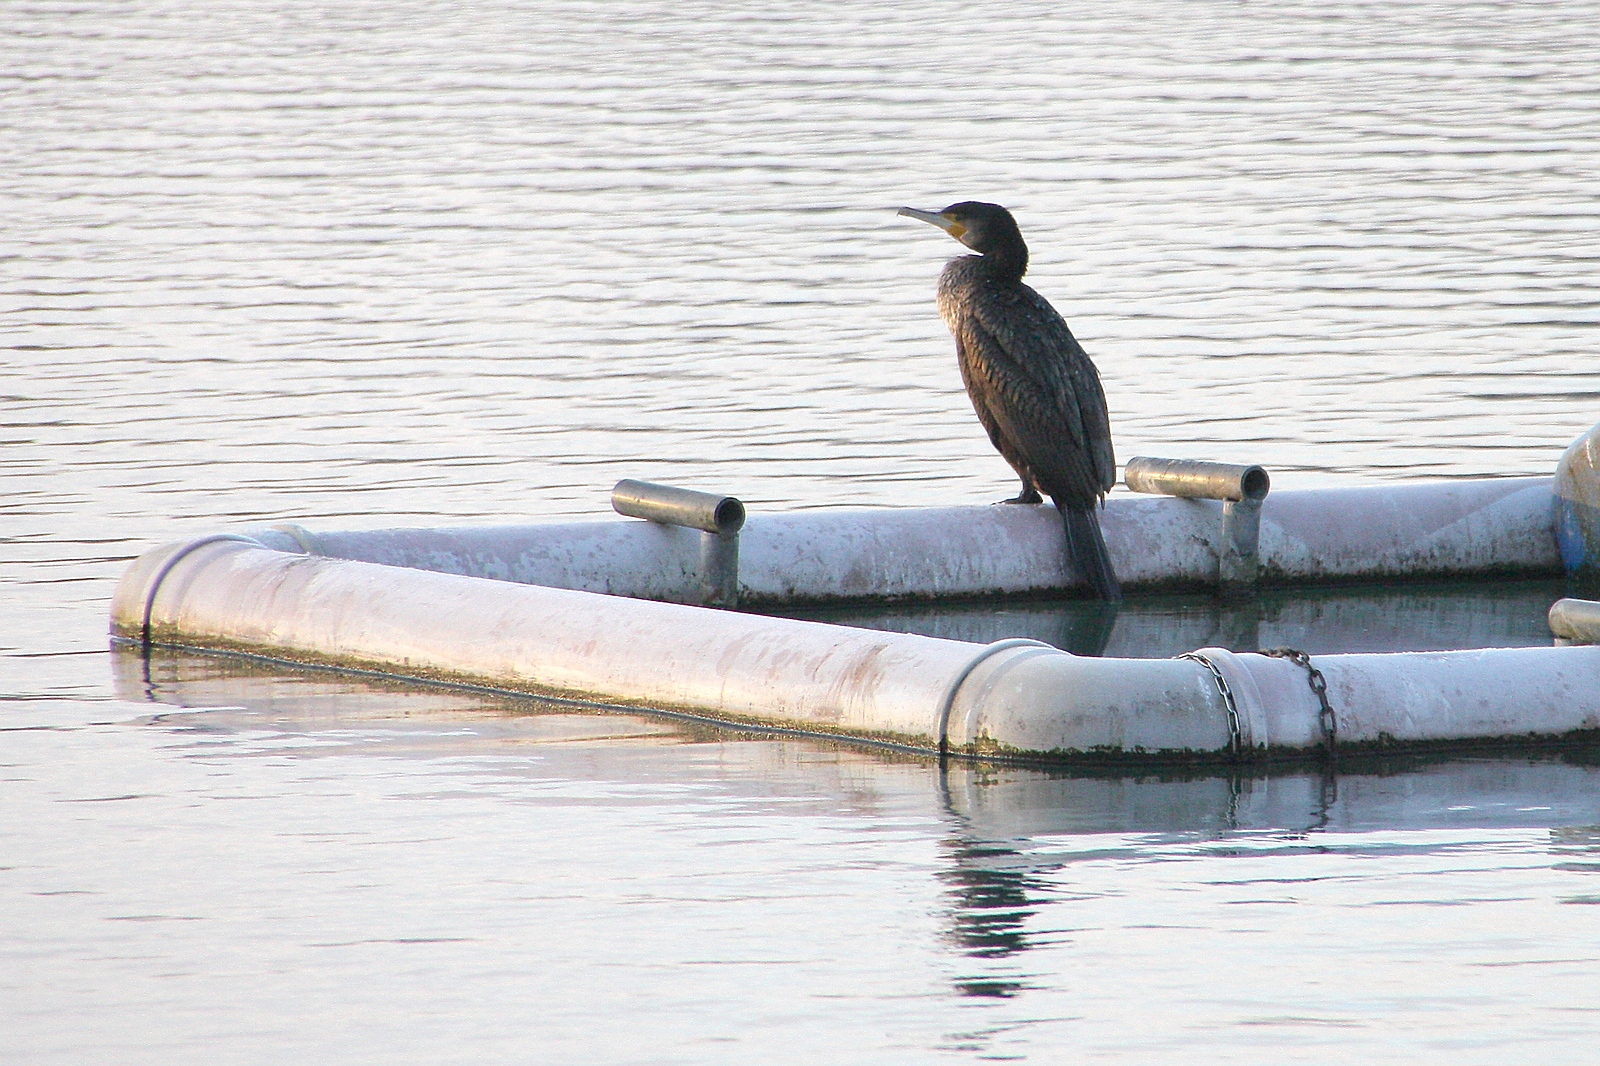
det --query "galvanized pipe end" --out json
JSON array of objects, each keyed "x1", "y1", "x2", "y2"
[
  {"x1": 612, "y1": 479, "x2": 745, "y2": 607},
  {"x1": 1123, "y1": 458, "x2": 1270, "y2": 596},
  {"x1": 1549, "y1": 597, "x2": 1600, "y2": 645},
  {"x1": 1124, "y1": 456, "x2": 1270, "y2": 502},
  {"x1": 612, "y1": 479, "x2": 746, "y2": 535}
]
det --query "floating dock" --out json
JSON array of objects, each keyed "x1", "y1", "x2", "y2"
[{"x1": 111, "y1": 439, "x2": 1600, "y2": 763}]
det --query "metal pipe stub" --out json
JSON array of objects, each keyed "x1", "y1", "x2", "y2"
[
  {"x1": 612, "y1": 479, "x2": 745, "y2": 607},
  {"x1": 612, "y1": 479, "x2": 746, "y2": 534},
  {"x1": 1124, "y1": 457, "x2": 1271, "y2": 594},
  {"x1": 1549, "y1": 597, "x2": 1600, "y2": 646},
  {"x1": 1124, "y1": 457, "x2": 1270, "y2": 503}
]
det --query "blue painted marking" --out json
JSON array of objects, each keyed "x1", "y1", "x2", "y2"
[{"x1": 1556, "y1": 495, "x2": 1600, "y2": 574}]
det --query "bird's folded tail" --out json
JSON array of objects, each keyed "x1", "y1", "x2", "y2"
[{"x1": 1056, "y1": 502, "x2": 1121, "y2": 602}]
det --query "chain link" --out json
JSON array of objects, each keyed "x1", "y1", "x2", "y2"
[
  {"x1": 1178, "y1": 652, "x2": 1243, "y2": 757},
  {"x1": 1263, "y1": 647, "x2": 1337, "y2": 759}
]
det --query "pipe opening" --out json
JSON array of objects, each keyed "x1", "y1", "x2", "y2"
[
  {"x1": 713, "y1": 497, "x2": 747, "y2": 535},
  {"x1": 1239, "y1": 466, "x2": 1270, "y2": 502}
]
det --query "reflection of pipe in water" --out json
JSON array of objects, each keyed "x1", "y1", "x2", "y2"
[
  {"x1": 938, "y1": 835, "x2": 1043, "y2": 962},
  {"x1": 935, "y1": 766, "x2": 1046, "y2": 1000},
  {"x1": 939, "y1": 759, "x2": 1600, "y2": 850},
  {"x1": 938, "y1": 836, "x2": 1040, "y2": 1000},
  {"x1": 928, "y1": 754, "x2": 1600, "y2": 1000},
  {"x1": 111, "y1": 645, "x2": 695, "y2": 750},
  {"x1": 801, "y1": 578, "x2": 1563, "y2": 659}
]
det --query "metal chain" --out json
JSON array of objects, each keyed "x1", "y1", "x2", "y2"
[
  {"x1": 1178, "y1": 652, "x2": 1242, "y2": 757},
  {"x1": 1262, "y1": 647, "x2": 1337, "y2": 758}
]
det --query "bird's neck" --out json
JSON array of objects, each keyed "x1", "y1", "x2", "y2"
[{"x1": 979, "y1": 242, "x2": 1028, "y2": 281}]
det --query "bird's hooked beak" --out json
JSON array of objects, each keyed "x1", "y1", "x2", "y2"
[{"x1": 898, "y1": 206, "x2": 967, "y2": 241}]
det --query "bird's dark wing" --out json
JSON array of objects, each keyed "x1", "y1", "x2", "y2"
[{"x1": 954, "y1": 281, "x2": 1115, "y2": 502}]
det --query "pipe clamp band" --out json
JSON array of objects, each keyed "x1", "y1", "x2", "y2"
[
  {"x1": 936, "y1": 638, "x2": 1055, "y2": 753},
  {"x1": 140, "y1": 534, "x2": 262, "y2": 650},
  {"x1": 267, "y1": 523, "x2": 320, "y2": 554},
  {"x1": 1179, "y1": 652, "x2": 1243, "y2": 756},
  {"x1": 1179, "y1": 647, "x2": 1272, "y2": 757}
]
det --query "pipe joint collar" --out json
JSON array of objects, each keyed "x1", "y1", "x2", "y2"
[
  {"x1": 116, "y1": 534, "x2": 264, "y2": 649},
  {"x1": 938, "y1": 638, "x2": 1060, "y2": 751}
]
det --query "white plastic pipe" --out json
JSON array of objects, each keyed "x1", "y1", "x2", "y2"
[
  {"x1": 112, "y1": 536, "x2": 1600, "y2": 760},
  {"x1": 247, "y1": 477, "x2": 1558, "y2": 605}
]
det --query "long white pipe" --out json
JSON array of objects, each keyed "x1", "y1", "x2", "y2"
[
  {"x1": 112, "y1": 536, "x2": 1600, "y2": 760},
  {"x1": 247, "y1": 477, "x2": 1557, "y2": 604}
]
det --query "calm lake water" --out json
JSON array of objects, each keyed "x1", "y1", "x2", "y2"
[{"x1": 5, "y1": 1, "x2": 1600, "y2": 1061}]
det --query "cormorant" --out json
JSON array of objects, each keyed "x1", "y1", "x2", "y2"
[{"x1": 899, "y1": 201, "x2": 1120, "y2": 601}]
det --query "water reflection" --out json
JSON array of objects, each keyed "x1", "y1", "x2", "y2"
[
  {"x1": 933, "y1": 770, "x2": 1052, "y2": 1000},
  {"x1": 1058, "y1": 600, "x2": 1120, "y2": 657},
  {"x1": 796, "y1": 577, "x2": 1564, "y2": 657},
  {"x1": 116, "y1": 644, "x2": 714, "y2": 750},
  {"x1": 942, "y1": 866, "x2": 1032, "y2": 957},
  {"x1": 115, "y1": 647, "x2": 1600, "y2": 1013},
  {"x1": 1551, "y1": 826, "x2": 1600, "y2": 905},
  {"x1": 928, "y1": 751, "x2": 1600, "y2": 1003}
]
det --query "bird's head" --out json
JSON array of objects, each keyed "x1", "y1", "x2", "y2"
[{"x1": 898, "y1": 201, "x2": 1028, "y2": 275}]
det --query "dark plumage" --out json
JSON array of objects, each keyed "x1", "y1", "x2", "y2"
[{"x1": 899, "y1": 201, "x2": 1120, "y2": 601}]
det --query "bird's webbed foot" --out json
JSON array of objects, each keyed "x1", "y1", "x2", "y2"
[{"x1": 999, "y1": 484, "x2": 1043, "y2": 505}]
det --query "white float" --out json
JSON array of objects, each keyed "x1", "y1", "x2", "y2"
[
  {"x1": 237, "y1": 475, "x2": 1557, "y2": 607},
  {"x1": 110, "y1": 465, "x2": 1600, "y2": 763}
]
